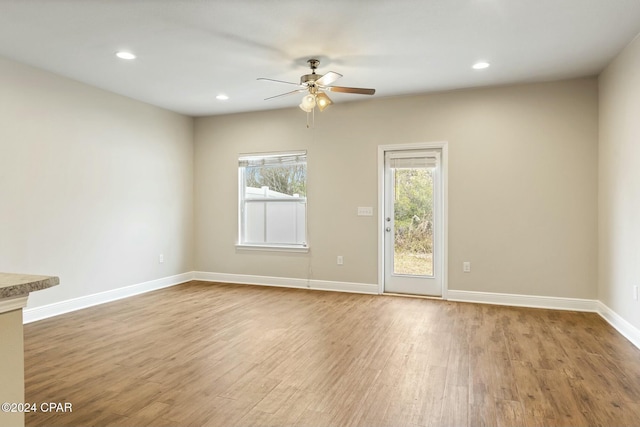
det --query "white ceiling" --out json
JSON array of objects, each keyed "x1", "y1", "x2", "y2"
[{"x1": 1, "y1": 0, "x2": 639, "y2": 117}]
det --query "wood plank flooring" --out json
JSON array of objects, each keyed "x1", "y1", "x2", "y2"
[{"x1": 24, "y1": 281, "x2": 640, "y2": 426}]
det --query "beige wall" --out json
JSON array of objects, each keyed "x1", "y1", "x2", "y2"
[
  {"x1": 0, "y1": 52, "x2": 601, "y2": 306},
  {"x1": 0, "y1": 56, "x2": 195, "y2": 308},
  {"x1": 0, "y1": 310, "x2": 25, "y2": 427},
  {"x1": 599, "y1": 35, "x2": 640, "y2": 330},
  {"x1": 195, "y1": 79, "x2": 598, "y2": 298}
]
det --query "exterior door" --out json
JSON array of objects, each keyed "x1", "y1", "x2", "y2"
[{"x1": 384, "y1": 149, "x2": 443, "y2": 296}]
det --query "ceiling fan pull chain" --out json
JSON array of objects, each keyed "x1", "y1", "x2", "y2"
[{"x1": 306, "y1": 107, "x2": 315, "y2": 129}]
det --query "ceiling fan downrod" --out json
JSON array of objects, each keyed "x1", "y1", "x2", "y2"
[{"x1": 301, "y1": 59, "x2": 321, "y2": 86}]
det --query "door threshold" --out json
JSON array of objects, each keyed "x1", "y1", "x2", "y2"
[{"x1": 382, "y1": 292, "x2": 443, "y2": 301}]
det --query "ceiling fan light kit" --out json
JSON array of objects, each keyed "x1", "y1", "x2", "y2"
[
  {"x1": 300, "y1": 94, "x2": 316, "y2": 112},
  {"x1": 259, "y1": 58, "x2": 375, "y2": 127},
  {"x1": 316, "y1": 92, "x2": 332, "y2": 112}
]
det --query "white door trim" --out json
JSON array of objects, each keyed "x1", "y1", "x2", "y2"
[{"x1": 377, "y1": 141, "x2": 448, "y2": 298}]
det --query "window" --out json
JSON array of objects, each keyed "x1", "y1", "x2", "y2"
[{"x1": 238, "y1": 151, "x2": 307, "y2": 250}]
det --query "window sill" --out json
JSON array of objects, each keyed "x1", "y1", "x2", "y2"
[{"x1": 235, "y1": 244, "x2": 310, "y2": 253}]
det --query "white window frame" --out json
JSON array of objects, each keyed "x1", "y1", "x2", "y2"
[{"x1": 236, "y1": 151, "x2": 309, "y2": 253}]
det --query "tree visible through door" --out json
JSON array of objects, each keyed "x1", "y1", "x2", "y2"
[{"x1": 393, "y1": 167, "x2": 434, "y2": 276}]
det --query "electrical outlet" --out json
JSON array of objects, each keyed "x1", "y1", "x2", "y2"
[
  {"x1": 463, "y1": 262, "x2": 471, "y2": 273},
  {"x1": 337, "y1": 256, "x2": 344, "y2": 265},
  {"x1": 159, "y1": 254, "x2": 164, "y2": 264}
]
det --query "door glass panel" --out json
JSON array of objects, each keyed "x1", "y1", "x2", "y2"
[{"x1": 393, "y1": 167, "x2": 434, "y2": 276}]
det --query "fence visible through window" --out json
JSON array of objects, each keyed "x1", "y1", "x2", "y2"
[
  {"x1": 244, "y1": 187, "x2": 306, "y2": 245},
  {"x1": 238, "y1": 151, "x2": 307, "y2": 248}
]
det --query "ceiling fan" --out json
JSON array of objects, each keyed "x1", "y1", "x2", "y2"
[{"x1": 258, "y1": 59, "x2": 375, "y2": 113}]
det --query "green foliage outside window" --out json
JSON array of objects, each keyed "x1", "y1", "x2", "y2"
[{"x1": 394, "y1": 168, "x2": 433, "y2": 254}]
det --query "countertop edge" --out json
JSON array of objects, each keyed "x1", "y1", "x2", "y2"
[{"x1": 0, "y1": 275, "x2": 60, "y2": 299}]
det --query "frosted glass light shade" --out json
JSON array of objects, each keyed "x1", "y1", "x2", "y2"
[
  {"x1": 301, "y1": 94, "x2": 316, "y2": 110},
  {"x1": 316, "y1": 92, "x2": 333, "y2": 112},
  {"x1": 299, "y1": 103, "x2": 313, "y2": 113}
]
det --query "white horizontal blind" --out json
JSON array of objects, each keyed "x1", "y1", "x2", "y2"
[
  {"x1": 239, "y1": 151, "x2": 306, "y2": 168},
  {"x1": 388, "y1": 156, "x2": 438, "y2": 169}
]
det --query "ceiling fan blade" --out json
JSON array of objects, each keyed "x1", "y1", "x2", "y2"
[
  {"x1": 326, "y1": 86, "x2": 376, "y2": 95},
  {"x1": 315, "y1": 71, "x2": 342, "y2": 87},
  {"x1": 257, "y1": 77, "x2": 301, "y2": 86},
  {"x1": 264, "y1": 89, "x2": 306, "y2": 100}
]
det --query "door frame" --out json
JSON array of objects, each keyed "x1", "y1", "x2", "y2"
[{"x1": 377, "y1": 141, "x2": 449, "y2": 298}]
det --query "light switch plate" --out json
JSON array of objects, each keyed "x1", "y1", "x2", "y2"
[{"x1": 357, "y1": 207, "x2": 373, "y2": 216}]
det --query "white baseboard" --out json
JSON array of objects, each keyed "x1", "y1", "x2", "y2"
[
  {"x1": 596, "y1": 301, "x2": 640, "y2": 350},
  {"x1": 193, "y1": 271, "x2": 379, "y2": 295},
  {"x1": 448, "y1": 289, "x2": 640, "y2": 350},
  {"x1": 23, "y1": 272, "x2": 193, "y2": 324},
  {"x1": 21, "y1": 271, "x2": 640, "y2": 351},
  {"x1": 447, "y1": 289, "x2": 599, "y2": 312}
]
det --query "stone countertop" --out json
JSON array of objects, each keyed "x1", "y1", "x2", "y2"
[{"x1": 0, "y1": 273, "x2": 59, "y2": 299}]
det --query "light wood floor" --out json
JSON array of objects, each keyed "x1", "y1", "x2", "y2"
[{"x1": 24, "y1": 281, "x2": 640, "y2": 427}]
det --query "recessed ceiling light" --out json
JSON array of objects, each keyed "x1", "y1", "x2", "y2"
[
  {"x1": 216, "y1": 94, "x2": 229, "y2": 101},
  {"x1": 116, "y1": 51, "x2": 136, "y2": 60},
  {"x1": 472, "y1": 61, "x2": 490, "y2": 70}
]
